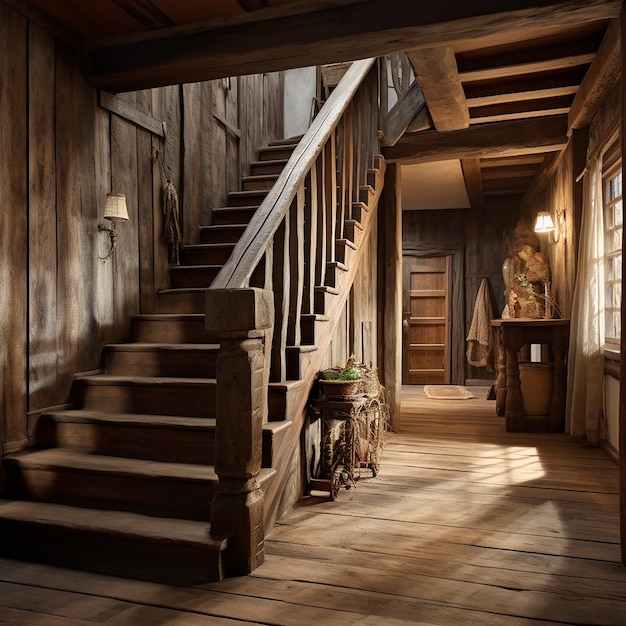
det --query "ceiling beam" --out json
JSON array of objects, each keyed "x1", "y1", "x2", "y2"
[
  {"x1": 460, "y1": 159, "x2": 485, "y2": 209},
  {"x1": 569, "y1": 17, "x2": 621, "y2": 129},
  {"x1": 406, "y1": 46, "x2": 469, "y2": 131},
  {"x1": 466, "y1": 84, "x2": 578, "y2": 108},
  {"x1": 84, "y1": 0, "x2": 622, "y2": 91},
  {"x1": 469, "y1": 94, "x2": 573, "y2": 124},
  {"x1": 459, "y1": 52, "x2": 595, "y2": 83},
  {"x1": 383, "y1": 115, "x2": 569, "y2": 164}
]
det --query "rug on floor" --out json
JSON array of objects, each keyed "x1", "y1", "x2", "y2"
[{"x1": 423, "y1": 385, "x2": 476, "y2": 399}]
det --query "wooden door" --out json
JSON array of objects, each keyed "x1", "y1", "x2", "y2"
[{"x1": 402, "y1": 255, "x2": 451, "y2": 384}]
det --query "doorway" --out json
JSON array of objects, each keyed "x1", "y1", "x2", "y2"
[{"x1": 402, "y1": 255, "x2": 452, "y2": 384}]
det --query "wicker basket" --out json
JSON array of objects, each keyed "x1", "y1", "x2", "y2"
[{"x1": 319, "y1": 379, "x2": 361, "y2": 400}]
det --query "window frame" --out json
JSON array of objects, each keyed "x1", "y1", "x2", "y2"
[{"x1": 602, "y1": 139, "x2": 622, "y2": 351}]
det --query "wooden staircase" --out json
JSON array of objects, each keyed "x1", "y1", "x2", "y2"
[
  {"x1": 0, "y1": 58, "x2": 384, "y2": 583},
  {"x1": 0, "y1": 140, "x2": 298, "y2": 584}
]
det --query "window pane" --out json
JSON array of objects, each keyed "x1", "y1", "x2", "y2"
[{"x1": 614, "y1": 199, "x2": 623, "y2": 226}]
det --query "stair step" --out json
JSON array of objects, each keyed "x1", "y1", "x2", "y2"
[
  {"x1": 359, "y1": 184, "x2": 375, "y2": 205},
  {"x1": 351, "y1": 201, "x2": 368, "y2": 223},
  {"x1": 73, "y1": 375, "x2": 217, "y2": 418},
  {"x1": 212, "y1": 206, "x2": 258, "y2": 225},
  {"x1": 324, "y1": 261, "x2": 349, "y2": 288},
  {"x1": 170, "y1": 265, "x2": 221, "y2": 288},
  {"x1": 198, "y1": 224, "x2": 247, "y2": 245},
  {"x1": 242, "y1": 174, "x2": 278, "y2": 191},
  {"x1": 286, "y1": 345, "x2": 319, "y2": 380},
  {"x1": 268, "y1": 380, "x2": 307, "y2": 423},
  {"x1": 249, "y1": 159, "x2": 288, "y2": 176},
  {"x1": 300, "y1": 314, "x2": 329, "y2": 345},
  {"x1": 344, "y1": 219, "x2": 364, "y2": 245},
  {"x1": 156, "y1": 288, "x2": 207, "y2": 314},
  {"x1": 37, "y1": 410, "x2": 219, "y2": 464},
  {"x1": 0, "y1": 499, "x2": 227, "y2": 583},
  {"x1": 227, "y1": 190, "x2": 268, "y2": 207},
  {"x1": 4, "y1": 448, "x2": 217, "y2": 520},
  {"x1": 104, "y1": 342, "x2": 218, "y2": 379},
  {"x1": 178, "y1": 242, "x2": 235, "y2": 265},
  {"x1": 258, "y1": 144, "x2": 297, "y2": 161},
  {"x1": 37, "y1": 409, "x2": 290, "y2": 468},
  {"x1": 132, "y1": 314, "x2": 218, "y2": 343},
  {"x1": 336, "y1": 238, "x2": 357, "y2": 265},
  {"x1": 314, "y1": 285, "x2": 339, "y2": 315}
]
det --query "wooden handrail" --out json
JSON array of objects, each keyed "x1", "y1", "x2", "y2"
[{"x1": 211, "y1": 58, "x2": 376, "y2": 290}]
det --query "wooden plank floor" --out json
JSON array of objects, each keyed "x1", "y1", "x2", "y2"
[{"x1": 1, "y1": 384, "x2": 625, "y2": 625}]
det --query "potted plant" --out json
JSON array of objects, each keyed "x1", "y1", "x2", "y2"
[{"x1": 318, "y1": 356, "x2": 363, "y2": 400}]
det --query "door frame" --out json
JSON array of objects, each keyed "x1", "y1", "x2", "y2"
[{"x1": 402, "y1": 245, "x2": 465, "y2": 385}]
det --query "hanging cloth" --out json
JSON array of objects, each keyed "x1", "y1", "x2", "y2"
[
  {"x1": 466, "y1": 278, "x2": 496, "y2": 370},
  {"x1": 163, "y1": 179, "x2": 182, "y2": 264}
]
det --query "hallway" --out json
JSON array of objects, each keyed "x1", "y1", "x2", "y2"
[{"x1": 0, "y1": 385, "x2": 625, "y2": 625}]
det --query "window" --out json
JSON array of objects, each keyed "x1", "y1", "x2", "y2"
[{"x1": 603, "y1": 140, "x2": 622, "y2": 345}]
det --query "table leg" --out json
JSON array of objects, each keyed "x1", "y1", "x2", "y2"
[
  {"x1": 494, "y1": 331, "x2": 507, "y2": 417},
  {"x1": 549, "y1": 346, "x2": 567, "y2": 432},
  {"x1": 505, "y1": 346, "x2": 525, "y2": 431}
]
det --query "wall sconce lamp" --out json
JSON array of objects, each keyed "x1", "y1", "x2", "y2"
[
  {"x1": 98, "y1": 193, "x2": 129, "y2": 260},
  {"x1": 534, "y1": 209, "x2": 566, "y2": 243}
]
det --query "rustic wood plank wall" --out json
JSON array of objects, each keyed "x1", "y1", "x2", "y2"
[
  {"x1": 526, "y1": 87, "x2": 620, "y2": 321},
  {"x1": 402, "y1": 207, "x2": 521, "y2": 382},
  {"x1": 323, "y1": 224, "x2": 379, "y2": 372},
  {"x1": 0, "y1": 3, "x2": 284, "y2": 455},
  {"x1": 0, "y1": 4, "x2": 28, "y2": 455}
]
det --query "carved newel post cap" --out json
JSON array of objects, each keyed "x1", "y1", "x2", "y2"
[{"x1": 205, "y1": 288, "x2": 274, "y2": 335}]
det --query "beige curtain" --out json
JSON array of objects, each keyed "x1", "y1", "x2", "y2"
[{"x1": 566, "y1": 156, "x2": 604, "y2": 442}]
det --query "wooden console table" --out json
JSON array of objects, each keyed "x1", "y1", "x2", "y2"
[
  {"x1": 308, "y1": 394, "x2": 388, "y2": 499},
  {"x1": 491, "y1": 319, "x2": 570, "y2": 432}
]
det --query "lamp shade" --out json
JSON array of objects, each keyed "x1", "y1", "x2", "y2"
[
  {"x1": 534, "y1": 211, "x2": 554, "y2": 233},
  {"x1": 104, "y1": 193, "x2": 129, "y2": 221}
]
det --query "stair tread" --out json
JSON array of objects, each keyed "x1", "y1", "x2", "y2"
[
  {"x1": 77, "y1": 374, "x2": 216, "y2": 385},
  {"x1": 134, "y1": 313, "x2": 205, "y2": 321},
  {"x1": 105, "y1": 342, "x2": 219, "y2": 352},
  {"x1": 9, "y1": 448, "x2": 219, "y2": 481},
  {"x1": 0, "y1": 499, "x2": 225, "y2": 547},
  {"x1": 180, "y1": 242, "x2": 234, "y2": 249},
  {"x1": 170, "y1": 264, "x2": 223, "y2": 271},
  {"x1": 198, "y1": 223, "x2": 248, "y2": 230},
  {"x1": 44, "y1": 409, "x2": 216, "y2": 428},
  {"x1": 44, "y1": 409, "x2": 291, "y2": 434}
]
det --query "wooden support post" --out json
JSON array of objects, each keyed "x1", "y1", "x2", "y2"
[
  {"x1": 379, "y1": 163, "x2": 402, "y2": 431},
  {"x1": 205, "y1": 288, "x2": 274, "y2": 577}
]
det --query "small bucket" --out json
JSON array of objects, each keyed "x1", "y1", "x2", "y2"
[{"x1": 519, "y1": 362, "x2": 553, "y2": 416}]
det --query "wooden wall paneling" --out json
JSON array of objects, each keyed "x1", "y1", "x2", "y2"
[
  {"x1": 28, "y1": 23, "x2": 58, "y2": 412},
  {"x1": 264, "y1": 71, "x2": 283, "y2": 144},
  {"x1": 151, "y1": 85, "x2": 182, "y2": 292},
  {"x1": 211, "y1": 80, "x2": 228, "y2": 226},
  {"x1": 110, "y1": 102, "x2": 140, "y2": 339},
  {"x1": 135, "y1": 90, "x2": 156, "y2": 313},
  {"x1": 182, "y1": 83, "x2": 202, "y2": 244},
  {"x1": 55, "y1": 42, "x2": 82, "y2": 397},
  {"x1": 74, "y1": 60, "x2": 103, "y2": 373},
  {"x1": 94, "y1": 102, "x2": 115, "y2": 348},
  {"x1": 0, "y1": 5, "x2": 28, "y2": 450},
  {"x1": 224, "y1": 76, "x2": 240, "y2": 201}
]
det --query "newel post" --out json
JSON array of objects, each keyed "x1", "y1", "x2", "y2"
[{"x1": 205, "y1": 288, "x2": 274, "y2": 577}]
